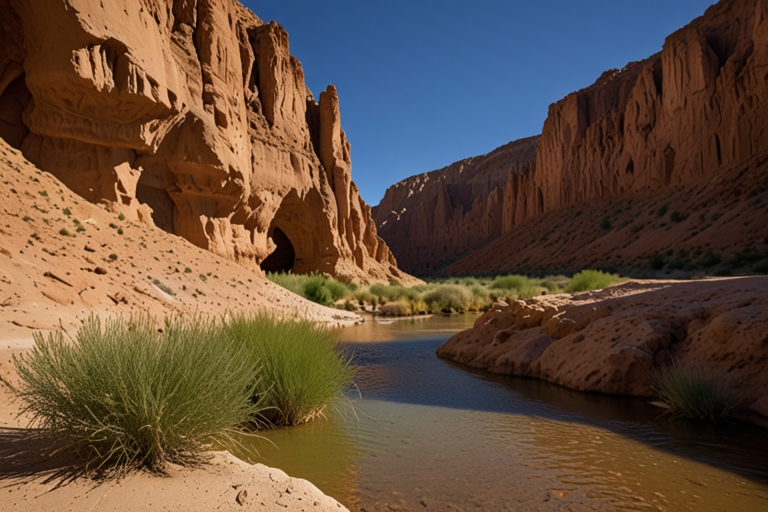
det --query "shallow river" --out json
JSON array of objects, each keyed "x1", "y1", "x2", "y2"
[{"x1": 230, "y1": 315, "x2": 768, "y2": 511}]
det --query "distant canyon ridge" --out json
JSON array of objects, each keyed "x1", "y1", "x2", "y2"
[
  {"x1": 0, "y1": 0, "x2": 412, "y2": 284},
  {"x1": 374, "y1": 0, "x2": 768, "y2": 277}
]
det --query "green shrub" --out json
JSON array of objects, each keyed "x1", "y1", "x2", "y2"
[
  {"x1": 490, "y1": 275, "x2": 529, "y2": 291},
  {"x1": 11, "y1": 315, "x2": 260, "y2": 470},
  {"x1": 423, "y1": 285, "x2": 469, "y2": 312},
  {"x1": 268, "y1": 272, "x2": 351, "y2": 305},
  {"x1": 379, "y1": 300, "x2": 410, "y2": 316},
  {"x1": 302, "y1": 275, "x2": 332, "y2": 305},
  {"x1": 565, "y1": 269, "x2": 619, "y2": 292},
  {"x1": 653, "y1": 364, "x2": 737, "y2": 422},
  {"x1": 369, "y1": 282, "x2": 417, "y2": 303},
  {"x1": 224, "y1": 314, "x2": 355, "y2": 427},
  {"x1": 325, "y1": 279, "x2": 349, "y2": 302}
]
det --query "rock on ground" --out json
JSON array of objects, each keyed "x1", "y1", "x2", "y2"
[{"x1": 437, "y1": 277, "x2": 768, "y2": 426}]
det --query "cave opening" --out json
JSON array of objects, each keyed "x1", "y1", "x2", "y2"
[
  {"x1": 0, "y1": 73, "x2": 31, "y2": 149},
  {"x1": 260, "y1": 226, "x2": 296, "y2": 273}
]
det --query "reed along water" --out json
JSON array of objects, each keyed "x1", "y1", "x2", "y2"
[{"x1": 230, "y1": 314, "x2": 768, "y2": 511}]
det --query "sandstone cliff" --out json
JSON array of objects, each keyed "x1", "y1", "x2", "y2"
[
  {"x1": 506, "y1": 0, "x2": 768, "y2": 229},
  {"x1": 376, "y1": 0, "x2": 768, "y2": 276},
  {"x1": 372, "y1": 137, "x2": 538, "y2": 275},
  {"x1": 0, "y1": 0, "x2": 410, "y2": 284},
  {"x1": 0, "y1": 138, "x2": 359, "y2": 344}
]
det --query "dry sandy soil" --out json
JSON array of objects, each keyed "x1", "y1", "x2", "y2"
[{"x1": 0, "y1": 139, "x2": 352, "y2": 510}]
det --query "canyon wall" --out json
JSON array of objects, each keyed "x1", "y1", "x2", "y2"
[
  {"x1": 376, "y1": 0, "x2": 768, "y2": 276},
  {"x1": 373, "y1": 137, "x2": 538, "y2": 275},
  {"x1": 0, "y1": 0, "x2": 409, "y2": 284},
  {"x1": 506, "y1": 0, "x2": 768, "y2": 229}
]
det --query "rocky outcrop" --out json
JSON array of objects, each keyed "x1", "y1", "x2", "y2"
[
  {"x1": 372, "y1": 137, "x2": 538, "y2": 275},
  {"x1": 0, "y1": 0, "x2": 409, "y2": 284},
  {"x1": 437, "y1": 278, "x2": 768, "y2": 425}
]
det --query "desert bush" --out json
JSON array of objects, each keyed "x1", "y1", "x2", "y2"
[
  {"x1": 379, "y1": 300, "x2": 411, "y2": 316},
  {"x1": 369, "y1": 282, "x2": 418, "y2": 303},
  {"x1": 565, "y1": 269, "x2": 619, "y2": 292},
  {"x1": 303, "y1": 275, "x2": 333, "y2": 305},
  {"x1": 423, "y1": 285, "x2": 470, "y2": 312},
  {"x1": 653, "y1": 364, "x2": 737, "y2": 422},
  {"x1": 267, "y1": 272, "x2": 352, "y2": 306},
  {"x1": 11, "y1": 315, "x2": 260, "y2": 470},
  {"x1": 224, "y1": 313, "x2": 355, "y2": 427},
  {"x1": 325, "y1": 279, "x2": 350, "y2": 302}
]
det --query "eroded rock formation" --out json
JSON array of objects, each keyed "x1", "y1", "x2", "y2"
[
  {"x1": 372, "y1": 137, "x2": 538, "y2": 275},
  {"x1": 437, "y1": 278, "x2": 768, "y2": 425},
  {"x1": 376, "y1": 0, "x2": 768, "y2": 276},
  {"x1": 0, "y1": 0, "x2": 408, "y2": 284},
  {"x1": 506, "y1": 0, "x2": 768, "y2": 229}
]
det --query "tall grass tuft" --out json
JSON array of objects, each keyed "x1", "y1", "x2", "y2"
[
  {"x1": 267, "y1": 271, "x2": 351, "y2": 306},
  {"x1": 423, "y1": 285, "x2": 470, "y2": 312},
  {"x1": 224, "y1": 313, "x2": 356, "y2": 427},
  {"x1": 11, "y1": 315, "x2": 260, "y2": 470},
  {"x1": 565, "y1": 269, "x2": 619, "y2": 292},
  {"x1": 653, "y1": 364, "x2": 737, "y2": 422}
]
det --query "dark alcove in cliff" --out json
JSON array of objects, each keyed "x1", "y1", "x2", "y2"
[
  {"x1": 261, "y1": 226, "x2": 296, "y2": 273},
  {"x1": 0, "y1": 74, "x2": 31, "y2": 150}
]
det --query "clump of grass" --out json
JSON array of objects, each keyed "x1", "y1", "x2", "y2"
[
  {"x1": 379, "y1": 300, "x2": 411, "y2": 316},
  {"x1": 59, "y1": 228, "x2": 71, "y2": 237},
  {"x1": 152, "y1": 278, "x2": 175, "y2": 296},
  {"x1": 489, "y1": 275, "x2": 543, "y2": 299},
  {"x1": 565, "y1": 269, "x2": 619, "y2": 292},
  {"x1": 267, "y1": 272, "x2": 352, "y2": 306},
  {"x1": 653, "y1": 364, "x2": 737, "y2": 422},
  {"x1": 224, "y1": 313, "x2": 355, "y2": 427},
  {"x1": 10, "y1": 315, "x2": 260, "y2": 470},
  {"x1": 423, "y1": 285, "x2": 470, "y2": 312},
  {"x1": 490, "y1": 274, "x2": 529, "y2": 291},
  {"x1": 118, "y1": 213, "x2": 126, "y2": 221},
  {"x1": 303, "y1": 275, "x2": 332, "y2": 305}
]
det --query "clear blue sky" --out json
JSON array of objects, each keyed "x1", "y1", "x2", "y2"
[{"x1": 243, "y1": 0, "x2": 717, "y2": 206}]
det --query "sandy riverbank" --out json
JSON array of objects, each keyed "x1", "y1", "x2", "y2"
[{"x1": 0, "y1": 335, "x2": 348, "y2": 511}]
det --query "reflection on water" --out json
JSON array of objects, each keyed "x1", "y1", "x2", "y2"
[{"x1": 230, "y1": 315, "x2": 768, "y2": 511}]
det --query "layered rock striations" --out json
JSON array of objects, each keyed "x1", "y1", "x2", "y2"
[
  {"x1": 506, "y1": 0, "x2": 768, "y2": 229},
  {"x1": 0, "y1": 0, "x2": 408, "y2": 284},
  {"x1": 376, "y1": 0, "x2": 768, "y2": 276},
  {"x1": 372, "y1": 137, "x2": 538, "y2": 275}
]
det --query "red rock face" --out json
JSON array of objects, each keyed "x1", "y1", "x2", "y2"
[
  {"x1": 508, "y1": 0, "x2": 768, "y2": 229},
  {"x1": 377, "y1": 0, "x2": 768, "y2": 276},
  {"x1": 372, "y1": 137, "x2": 538, "y2": 275},
  {"x1": 0, "y1": 0, "x2": 409, "y2": 284},
  {"x1": 437, "y1": 278, "x2": 768, "y2": 426}
]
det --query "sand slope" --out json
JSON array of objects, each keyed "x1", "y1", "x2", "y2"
[{"x1": 0, "y1": 138, "x2": 353, "y2": 510}]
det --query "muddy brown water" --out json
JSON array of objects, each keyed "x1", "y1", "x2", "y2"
[{"x1": 229, "y1": 314, "x2": 768, "y2": 511}]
